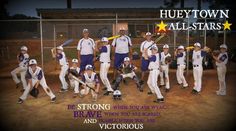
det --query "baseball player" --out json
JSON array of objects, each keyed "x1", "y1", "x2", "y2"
[
  {"x1": 77, "y1": 29, "x2": 96, "y2": 71},
  {"x1": 140, "y1": 32, "x2": 156, "y2": 84},
  {"x1": 159, "y1": 44, "x2": 171, "y2": 92},
  {"x1": 175, "y1": 45, "x2": 188, "y2": 88},
  {"x1": 98, "y1": 37, "x2": 114, "y2": 96},
  {"x1": 189, "y1": 42, "x2": 208, "y2": 94},
  {"x1": 68, "y1": 59, "x2": 81, "y2": 97},
  {"x1": 212, "y1": 44, "x2": 228, "y2": 95},
  {"x1": 18, "y1": 59, "x2": 56, "y2": 104},
  {"x1": 80, "y1": 65, "x2": 100, "y2": 102},
  {"x1": 111, "y1": 28, "x2": 132, "y2": 83},
  {"x1": 11, "y1": 46, "x2": 29, "y2": 91},
  {"x1": 113, "y1": 57, "x2": 143, "y2": 92},
  {"x1": 55, "y1": 46, "x2": 69, "y2": 92},
  {"x1": 144, "y1": 45, "x2": 164, "y2": 103}
]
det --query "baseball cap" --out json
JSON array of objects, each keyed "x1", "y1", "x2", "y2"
[
  {"x1": 29, "y1": 59, "x2": 37, "y2": 65},
  {"x1": 101, "y1": 37, "x2": 108, "y2": 42},
  {"x1": 145, "y1": 32, "x2": 152, "y2": 36},
  {"x1": 56, "y1": 46, "x2": 63, "y2": 50},
  {"x1": 178, "y1": 45, "x2": 184, "y2": 50},
  {"x1": 83, "y1": 29, "x2": 89, "y2": 33},
  {"x1": 163, "y1": 44, "x2": 169, "y2": 49},
  {"x1": 194, "y1": 42, "x2": 201, "y2": 47},
  {"x1": 124, "y1": 57, "x2": 130, "y2": 62},
  {"x1": 220, "y1": 44, "x2": 227, "y2": 49},
  {"x1": 85, "y1": 64, "x2": 93, "y2": 70},
  {"x1": 21, "y1": 46, "x2": 28, "y2": 51},
  {"x1": 72, "y1": 59, "x2": 78, "y2": 63}
]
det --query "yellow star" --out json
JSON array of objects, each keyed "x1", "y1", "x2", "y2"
[
  {"x1": 223, "y1": 20, "x2": 232, "y2": 30},
  {"x1": 156, "y1": 21, "x2": 168, "y2": 31}
]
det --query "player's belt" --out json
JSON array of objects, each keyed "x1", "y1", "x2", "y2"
[
  {"x1": 193, "y1": 65, "x2": 199, "y2": 67},
  {"x1": 101, "y1": 62, "x2": 110, "y2": 64},
  {"x1": 149, "y1": 68, "x2": 159, "y2": 71},
  {"x1": 177, "y1": 64, "x2": 185, "y2": 66}
]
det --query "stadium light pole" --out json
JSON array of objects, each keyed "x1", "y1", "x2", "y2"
[{"x1": 40, "y1": 13, "x2": 44, "y2": 69}]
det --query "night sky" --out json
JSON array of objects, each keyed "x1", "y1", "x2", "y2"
[{"x1": 5, "y1": 0, "x2": 209, "y2": 17}]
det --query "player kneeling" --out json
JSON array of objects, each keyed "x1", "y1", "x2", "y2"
[
  {"x1": 80, "y1": 65, "x2": 100, "y2": 102},
  {"x1": 18, "y1": 59, "x2": 56, "y2": 104},
  {"x1": 113, "y1": 57, "x2": 143, "y2": 92},
  {"x1": 68, "y1": 59, "x2": 81, "y2": 97},
  {"x1": 144, "y1": 45, "x2": 164, "y2": 103}
]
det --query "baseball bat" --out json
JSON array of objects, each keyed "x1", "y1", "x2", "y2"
[
  {"x1": 69, "y1": 74, "x2": 97, "y2": 93},
  {"x1": 95, "y1": 35, "x2": 120, "y2": 43},
  {"x1": 147, "y1": 34, "x2": 165, "y2": 49},
  {"x1": 51, "y1": 39, "x2": 74, "y2": 58}
]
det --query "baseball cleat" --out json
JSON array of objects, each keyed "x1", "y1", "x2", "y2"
[
  {"x1": 191, "y1": 89, "x2": 199, "y2": 94},
  {"x1": 182, "y1": 85, "x2": 188, "y2": 88},
  {"x1": 103, "y1": 91, "x2": 113, "y2": 96},
  {"x1": 73, "y1": 93, "x2": 79, "y2": 98},
  {"x1": 51, "y1": 97, "x2": 56, "y2": 103},
  {"x1": 147, "y1": 91, "x2": 153, "y2": 95},
  {"x1": 165, "y1": 88, "x2": 170, "y2": 92},
  {"x1": 17, "y1": 98, "x2": 23, "y2": 104},
  {"x1": 216, "y1": 91, "x2": 226, "y2": 96},
  {"x1": 153, "y1": 98, "x2": 164, "y2": 103},
  {"x1": 102, "y1": 87, "x2": 107, "y2": 91},
  {"x1": 16, "y1": 83, "x2": 21, "y2": 88},
  {"x1": 59, "y1": 89, "x2": 68, "y2": 93}
]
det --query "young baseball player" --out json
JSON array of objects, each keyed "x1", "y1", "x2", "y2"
[
  {"x1": 112, "y1": 28, "x2": 132, "y2": 83},
  {"x1": 68, "y1": 59, "x2": 81, "y2": 97},
  {"x1": 140, "y1": 32, "x2": 155, "y2": 84},
  {"x1": 80, "y1": 65, "x2": 100, "y2": 102},
  {"x1": 159, "y1": 44, "x2": 171, "y2": 92},
  {"x1": 11, "y1": 46, "x2": 29, "y2": 91},
  {"x1": 56, "y1": 46, "x2": 69, "y2": 92},
  {"x1": 144, "y1": 45, "x2": 164, "y2": 103},
  {"x1": 113, "y1": 57, "x2": 143, "y2": 92},
  {"x1": 189, "y1": 42, "x2": 209, "y2": 94},
  {"x1": 77, "y1": 29, "x2": 96, "y2": 71},
  {"x1": 175, "y1": 45, "x2": 188, "y2": 88},
  {"x1": 18, "y1": 59, "x2": 56, "y2": 104},
  {"x1": 212, "y1": 44, "x2": 228, "y2": 95},
  {"x1": 98, "y1": 37, "x2": 114, "y2": 96}
]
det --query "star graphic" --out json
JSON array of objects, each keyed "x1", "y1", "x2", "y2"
[
  {"x1": 223, "y1": 20, "x2": 232, "y2": 30},
  {"x1": 156, "y1": 21, "x2": 168, "y2": 31}
]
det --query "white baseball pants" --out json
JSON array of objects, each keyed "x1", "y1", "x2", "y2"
[
  {"x1": 147, "y1": 69, "x2": 163, "y2": 99},
  {"x1": 69, "y1": 79, "x2": 80, "y2": 94},
  {"x1": 217, "y1": 65, "x2": 227, "y2": 95},
  {"x1": 59, "y1": 65, "x2": 69, "y2": 89},
  {"x1": 160, "y1": 65, "x2": 170, "y2": 89},
  {"x1": 100, "y1": 62, "x2": 113, "y2": 92},
  {"x1": 11, "y1": 66, "x2": 27, "y2": 89},
  {"x1": 20, "y1": 77, "x2": 56, "y2": 100},
  {"x1": 193, "y1": 66, "x2": 203, "y2": 92},
  {"x1": 176, "y1": 64, "x2": 188, "y2": 87}
]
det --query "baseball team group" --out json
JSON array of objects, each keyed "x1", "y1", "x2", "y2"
[{"x1": 10, "y1": 28, "x2": 228, "y2": 104}]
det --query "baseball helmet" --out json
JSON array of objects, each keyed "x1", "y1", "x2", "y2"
[
  {"x1": 56, "y1": 46, "x2": 63, "y2": 50},
  {"x1": 178, "y1": 45, "x2": 184, "y2": 50},
  {"x1": 151, "y1": 45, "x2": 158, "y2": 50},
  {"x1": 83, "y1": 28, "x2": 89, "y2": 33},
  {"x1": 101, "y1": 37, "x2": 109, "y2": 42},
  {"x1": 220, "y1": 44, "x2": 227, "y2": 50},
  {"x1": 21, "y1": 46, "x2": 28, "y2": 51},
  {"x1": 85, "y1": 64, "x2": 93, "y2": 70},
  {"x1": 123, "y1": 57, "x2": 130, "y2": 62},
  {"x1": 72, "y1": 59, "x2": 78, "y2": 63},
  {"x1": 194, "y1": 42, "x2": 201, "y2": 47},
  {"x1": 29, "y1": 59, "x2": 37, "y2": 65},
  {"x1": 145, "y1": 32, "x2": 152, "y2": 36},
  {"x1": 113, "y1": 90, "x2": 122, "y2": 100},
  {"x1": 163, "y1": 44, "x2": 169, "y2": 49}
]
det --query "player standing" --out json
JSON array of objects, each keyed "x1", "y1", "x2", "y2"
[
  {"x1": 77, "y1": 29, "x2": 96, "y2": 71},
  {"x1": 175, "y1": 45, "x2": 188, "y2": 88},
  {"x1": 18, "y1": 59, "x2": 56, "y2": 104},
  {"x1": 55, "y1": 46, "x2": 69, "y2": 92},
  {"x1": 159, "y1": 44, "x2": 171, "y2": 92},
  {"x1": 98, "y1": 37, "x2": 114, "y2": 96},
  {"x1": 111, "y1": 28, "x2": 132, "y2": 83},
  {"x1": 11, "y1": 46, "x2": 29, "y2": 91},
  {"x1": 140, "y1": 32, "x2": 155, "y2": 85},
  {"x1": 212, "y1": 44, "x2": 228, "y2": 95},
  {"x1": 144, "y1": 45, "x2": 164, "y2": 103},
  {"x1": 189, "y1": 42, "x2": 209, "y2": 94}
]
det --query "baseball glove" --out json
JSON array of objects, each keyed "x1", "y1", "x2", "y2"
[
  {"x1": 165, "y1": 56, "x2": 172, "y2": 64},
  {"x1": 212, "y1": 50, "x2": 220, "y2": 57},
  {"x1": 30, "y1": 86, "x2": 39, "y2": 98}
]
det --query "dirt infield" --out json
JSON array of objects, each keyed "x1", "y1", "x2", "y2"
[{"x1": 0, "y1": 67, "x2": 236, "y2": 131}]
